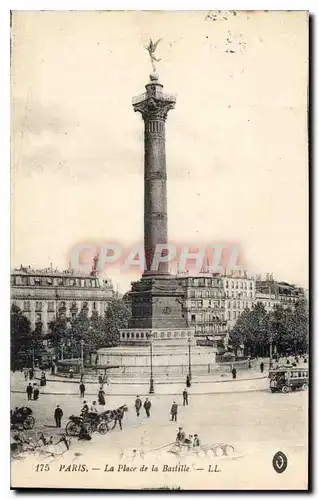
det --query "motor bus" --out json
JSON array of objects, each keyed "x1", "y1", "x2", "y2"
[{"x1": 269, "y1": 366, "x2": 308, "y2": 393}]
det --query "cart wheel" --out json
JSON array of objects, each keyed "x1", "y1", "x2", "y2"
[
  {"x1": 36, "y1": 444, "x2": 63, "y2": 462},
  {"x1": 66, "y1": 421, "x2": 79, "y2": 436},
  {"x1": 84, "y1": 423, "x2": 92, "y2": 435},
  {"x1": 222, "y1": 444, "x2": 235, "y2": 456},
  {"x1": 23, "y1": 415, "x2": 35, "y2": 430},
  {"x1": 281, "y1": 385, "x2": 289, "y2": 393},
  {"x1": 302, "y1": 383, "x2": 308, "y2": 391},
  {"x1": 98, "y1": 422, "x2": 109, "y2": 435}
]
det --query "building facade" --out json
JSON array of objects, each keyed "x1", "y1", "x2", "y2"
[
  {"x1": 11, "y1": 266, "x2": 114, "y2": 334},
  {"x1": 255, "y1": 278, "x2": 305, "y2": 311}
]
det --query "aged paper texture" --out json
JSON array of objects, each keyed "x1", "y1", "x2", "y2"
[{"x1": 11, "y1": 10, "x2": 309, "y2": 490}]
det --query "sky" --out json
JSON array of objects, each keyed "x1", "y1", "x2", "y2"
[{"x1": 11, "y1": 10, "x2": 309, "y2": 293}]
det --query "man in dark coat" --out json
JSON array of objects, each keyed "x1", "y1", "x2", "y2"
[
  {"x1": 186, "y1": 375, "x2": 191, "y2": 388},
  {"x1": 33, "y1": 384, "x2": 40, "y2": 400},
  {"x1": 182, "y1": 389, "x2": 188, "y2": 406},
  {"x1": 260, "y1": 362, "x2": 264, "y2": 373},
  {"x1": 176, "y1": 427, "x2": 186, "y2": 443},
  {"x1": 171, "y1": 401, "x2": 178, "y2": 422},
  {"x1": 144, "y1": 398, "x2": 151, "y2": 418},
  {"x1": 26, "y1": 383, "x2": 33, "y2": 401},
  {"x1": 135, "y1": 396, "x2": 142, "y2": 417},
  {"x1": 79, "y1": 382, "x2": 85, "y2": 398},
  {"x1": 54, "y1": 405, "x2": 63, "y2": 428},
  {"x1": 231, "y1": 367, "x2": 237, "y2": 379}
]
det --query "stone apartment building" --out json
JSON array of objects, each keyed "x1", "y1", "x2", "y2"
[
  {"x1": 11, "y1": 266, "x2": 114, "y2": 334},
  {"x1": 255, "y1": 276, "x2": 305, "y2": 312}
]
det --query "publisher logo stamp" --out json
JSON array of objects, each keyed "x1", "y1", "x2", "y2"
[{"x1": 272, "y1": 451, "x2": 288, "y2": 473}]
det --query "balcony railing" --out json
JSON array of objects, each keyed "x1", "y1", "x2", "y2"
[{"x1": 132, "y1": 91, "x2": 177, "y2": 105}]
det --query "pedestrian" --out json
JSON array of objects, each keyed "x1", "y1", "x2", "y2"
[
  {"x1": 40, "y1": 372, "x2": 46, "y2": 387},
  {"x1": 29, "y1": 368, "x2": 34, "y2": 380},
  {"x1": 90, "y1": 401, "x2": 98, "y2": 412},
  {"x1": 24, "y1": 368, "x2": 28, "y2": 381},
  {"x1": 248, "y1": 359, "x2": 252, "y2": 369},
  {"x1": 69, "y1": 368, "x2": 74, "y2": 379},
  {"x1": 170, "y1": 401, "x2": 178, "y2": 422},
  {"x1": 98, "y1": 375, "x2": 103, "y2": 385},
  {"x1": 33, "y1": 384, "x2": 40, "y2": 400},
  {"x1": 176, "y1": 427, "x2": 186, "y2": 443},
  {"x1": 144, "y1": 398, "x2": 151, "y2": 418},
  {"x1": 231, "y1": 367, "x2": 237, "y2": 379},
  {"x1": 193, "y1": 434, "x2": 201, "y2": 447},
  {"x1": 134, "y1": 396, "x2": 142, "y2": 417},
  {"x1": 79, "y1": 382, "x2": 85, "y2": 398},
  {"x1": 182, "y1": 388, "x2": 188, "y2": 406},
  {"x1": 54, "y1": 405, "x2": 63, "y2": 428},
  {"x1": 98, "y1": 386, "x2": 106, "y2": 406},
  {"x1": 80, "y1": 373, "x2": 84, "y2": 383},
  {"x1": 186, "y1": 374, "x2": 191, "y2": 388},
  {"x1": 26, "y1": 383, "x2": 33, "y2": 401},
  {"x1": 260, "y1": 362, "x2": 264, "y2": 374},
  {"x1": 81, "y1": 401, "x2": 89, "y2": 416}
]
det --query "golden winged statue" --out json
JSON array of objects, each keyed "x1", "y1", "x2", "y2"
[{"x1": 144, "y1": 38, "x2": 162, "y2": 71}]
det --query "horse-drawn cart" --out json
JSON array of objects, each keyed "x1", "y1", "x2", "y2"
[
  {"x1": 11, "y1": 407, "x2": 35, "y2": 431},
  {"x1": 168, "y1": 442, "x2": 236, "y2": 459}
]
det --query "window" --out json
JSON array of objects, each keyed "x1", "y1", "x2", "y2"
[
  {"x1": 36, "y1": 312, "x2": 42, "y2": 322},
  {"x1": 23, "y1": 301, "x2": 30, "y2": 311},
  {"x1": 93, "y1": 302, "x2": 97, "y2": 310},
  {"x1": 136, "y1": 333, "x2": 139, "y2": 339},
  {"x1": 126, "y1": 333, "x2": 130, "y2": 338},
  {"x1": 227, "y1": 311, "x2": 231, "y2": 319},
  {"x1": 191, "y1": 314, "x2": 196, "y2": 322},
  {"x1": 48, "y1": 301, "x2": 55, "y2": 312},
  {"x1": 141, "y1": 332, "x2": 144, "y2": 338},
  {"x1": 225, "y1": 281, "x2": 229, "y2": 288},
  {"x1": 35, "y1": 301, "x2": 42, "y2": 311},
  {"x1": 198, "y1": 300, "x2": 203, "y2": 308},
  {"x1": 188, "y1": 290, "x2": 195, "y2": 298}
]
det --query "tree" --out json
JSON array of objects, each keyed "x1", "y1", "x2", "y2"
[
  {"x1": 229, "y1": 302, "x2": 269, "y2": 357},
  {"x1": 47, "y1": 299, "x2": 132, "y2": 361},
  {"x1": 229, "y1": 298, "x2": 309, "y2": 357},
  {"x1": 11, "y1": 304, "x2": 32, "y2": 369},
  {"x1": 102, "y1": 299, "x2": 131, "y2": 347}
]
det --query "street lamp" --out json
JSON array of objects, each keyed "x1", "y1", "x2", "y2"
[
  {"x1": 188, "y1": 337, "x2": 192, "y2": 381},
  {"x1": 149, "y1": 334, "x2": 154, "y2": 394},
  {"x1": 80, "y1": 339, "x2": 84, "y2": 371}
]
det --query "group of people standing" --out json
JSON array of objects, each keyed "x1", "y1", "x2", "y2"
[
  {"x1": 176, "y1": 427, "x2": 200, "y2": 449},
  {"x1": 134, "y1": 396, "x2": 151, "y2": 417},
  {"x1": 26, "y1": 383, "x2": 40, "y2": 401},
  {"x1": 23, "y1": 367, "x2": 34, "y2": 381}
]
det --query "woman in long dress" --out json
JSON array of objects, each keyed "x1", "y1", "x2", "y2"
[{"x1": 98, "y1": 386, "x2": 106, "y2": 406}]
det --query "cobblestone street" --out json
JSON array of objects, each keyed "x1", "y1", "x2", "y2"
[{"x1": 11, "y1": 370, "x2": 308, "y2": 489}]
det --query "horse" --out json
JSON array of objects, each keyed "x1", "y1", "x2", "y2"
[{"x1": 100, "y1": 405, "x2": 128, "y2": 431}]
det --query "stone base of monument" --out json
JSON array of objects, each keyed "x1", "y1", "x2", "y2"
[{"x1": 96, "y1": 328, "x2": 217, "y2": 380}]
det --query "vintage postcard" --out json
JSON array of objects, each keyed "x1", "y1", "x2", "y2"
[{"x1": 11, "y1": 10, "x2": 309, "y2": 490}]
